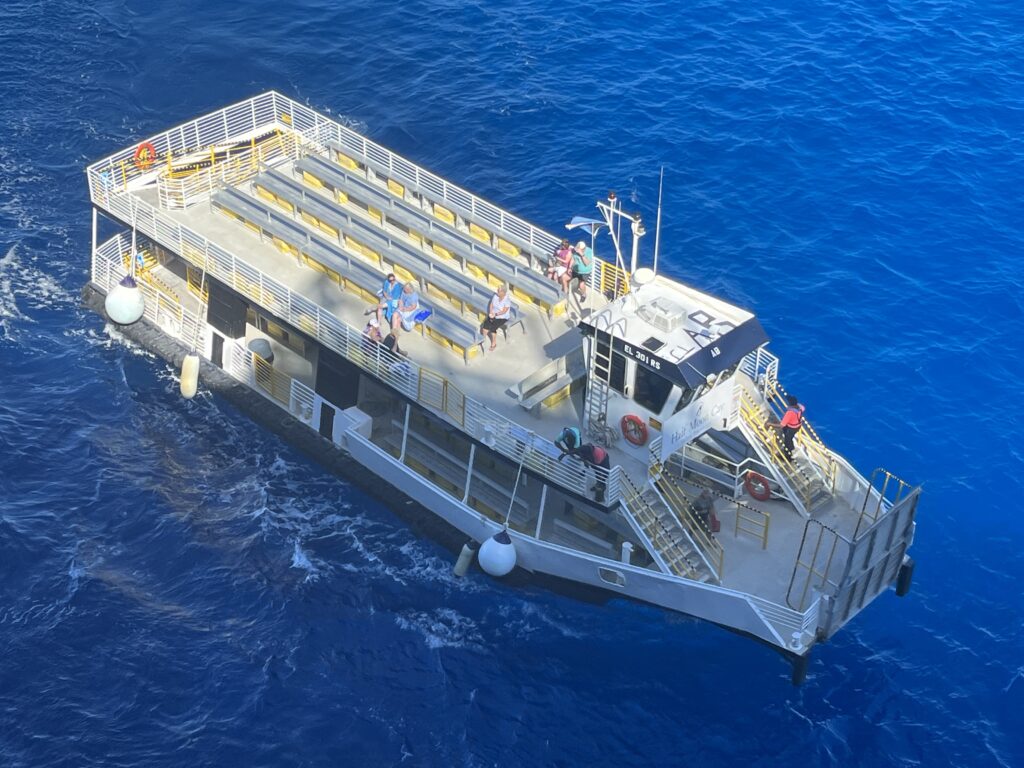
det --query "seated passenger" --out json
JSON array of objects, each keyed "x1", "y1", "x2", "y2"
[
  {"x1": 547, "y1": 239, "x2": 573, "y2": 293},
  {"x1": 480, "y1": 285, "x2": 513, "y2": 351},
  {"x1": 392, "y1": 282, "x2": 420, "y2": 336},
  {"x1": 376, "y1": 273, "x2": 403, "y2": 330},
  {"x1": 362, "y1": 317, "x2": 383, "y2": 346}
]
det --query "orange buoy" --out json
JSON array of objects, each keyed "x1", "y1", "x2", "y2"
[
  {"x1": 133, "y1": 141, "x2": 157, "y2": 171},
  {"x1": 620, "y1": 414, "x2": 648, "y2": 446},
  {"x1": 744, "y1": 471, "x2": 772, "y2": 501}
]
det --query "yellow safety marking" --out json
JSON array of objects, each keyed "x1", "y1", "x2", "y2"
[
  {"x1": 300, "y1": 211, "x2": 319, "y2": 228},
  {"x1": 432, "y1": 243, "x2": 456, "y2": 263},
  {"x1": 302, "y1": 170, "x2": 324, "y2": 188},
  {"x1": 244, "y1": 220, "x2": 262, "y2": 235},
  {"x1": 433, "y1": 204, "x2": 455, "y2": 226},
  {"x1": 368, "y1": 206, "x2": 383, "y2": 224},
  {"x1": 469, "y1": 223, "x2": 491, "y2": 244},
  {"x1": 318, "y1": 221, "x2": 339, "y2": 238},
  {"x1": 387, "y1": 179, "x2": 405, "y2": 197},
  {"x1": 543, "y1": 384, "x2": 572, "y2": 409},
  {"x1": 465, "y1": 262, "x2": 486, "y2": 280},
  {"x1": 303, "y1": 255, "x2": 326, "y2": 273},
  {"x1": 496, "y1": 238, "x2": 520, "y2": 258},
  {"x1": 335, "y1": 189, "x2": 349, "y2": 205},
  {"x1": 393, "y1": 264, "x2": 416, "y2": 283},
  {"x1": 407, "y1": 229, "x2": 424, "y2": 247},
  {"x1": 281, "y1": 113, "x2": 292, "y2": 125},
  {"x1": 272, "y1": 237, "x2": 298, "y2": 256},
  {"x1": 335, "y1": 152, "x2": 360, "y2": 171},
  {"x1": 485, "y1": 273, "x2": 503, "y2": 289},
  {"x1": 344, "y1": 235, "x2": 380, "y2": 264}
]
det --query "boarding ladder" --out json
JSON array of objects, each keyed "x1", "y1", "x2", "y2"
[
  {"x1": 585, "y1": 314, "x2": 625, "y2": 446},
  {"x1": 620, "y1": 475, "x2": 715, "y2": 583}
]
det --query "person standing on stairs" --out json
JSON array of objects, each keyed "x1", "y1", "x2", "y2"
[{"x1": 771, "y1": 395, "x2": 805, "y2": 460}]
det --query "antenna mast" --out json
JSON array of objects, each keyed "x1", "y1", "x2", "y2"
[{"x1": 653, "y1": 166, "x2": 664, "y2": 276}]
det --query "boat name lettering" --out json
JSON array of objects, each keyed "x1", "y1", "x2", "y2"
[{"x1": 622, "y1": 343, "x2": 661, "y2": 370}]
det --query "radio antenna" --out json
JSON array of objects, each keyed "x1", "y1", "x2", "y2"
[{"x1": 653, "y1": 166, "x2": 664, "y2": 276}]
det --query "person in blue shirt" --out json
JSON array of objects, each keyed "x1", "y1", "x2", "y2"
[
  {"x1": 376, "y1": 273, "x2": 403, "y2": 330},
  {"x1": 393, "y1": 282, "x2": 420, "y2": 336},
  {"x1": 571, "y1": 241, "x2": 594, "y2": 300}
]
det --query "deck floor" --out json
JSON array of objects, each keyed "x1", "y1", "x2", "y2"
[{"x1": 135, "y1": 178, "x2": 652, "y2": 484}]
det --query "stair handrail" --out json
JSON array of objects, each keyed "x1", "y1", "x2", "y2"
[
  {"x1": 736, "y1": 384, "x2": 815, "y2": 510},
  {"x1": 649, "y1": 462, "x2": 724, "y2": 580},
  {"x1": 620, "y1": 474, "x2": 702, "y2": 580},
  {"x1": 766, "y1": 380, "x2": 837, "y2": 492}
]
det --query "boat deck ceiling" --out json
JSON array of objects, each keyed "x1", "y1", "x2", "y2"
[{"x1": 130, "y1": 165, "x2": 642, "y2": 469}]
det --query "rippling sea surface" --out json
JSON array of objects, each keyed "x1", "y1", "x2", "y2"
[{"x1": 1, "y1": 1, "x2": 1022, "y2": 765}]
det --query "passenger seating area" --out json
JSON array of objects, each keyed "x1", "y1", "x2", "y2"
[
  {"x1": 301, "y1": 149, "x2": 565, "y2": 316},
  {"x1": 211, "y1": 186, "x2": 487, "y2": 362}
]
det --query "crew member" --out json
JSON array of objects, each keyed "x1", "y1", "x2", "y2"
[
  {"x1": 559, "y1": 441, "x2": 611, "y2": 504},
  {"x1": 772, "y1": 395, "x2": 805, "y2": 460}
]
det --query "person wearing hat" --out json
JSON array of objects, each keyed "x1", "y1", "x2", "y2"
[{"x1": 571, "y1": 241, "x2": 594, "y2": 299}]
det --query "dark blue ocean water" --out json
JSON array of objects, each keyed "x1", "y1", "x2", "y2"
[{"x1": 2, "y1": 1, "x2": 1022, "y2": 765}]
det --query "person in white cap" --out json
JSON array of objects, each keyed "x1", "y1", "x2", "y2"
[
  {"x1": 571, "y1": 240, "x2": 594, "y2": 299},
  {"x1": 363, "y1": 315, "x2": 383, "y2": 345}
]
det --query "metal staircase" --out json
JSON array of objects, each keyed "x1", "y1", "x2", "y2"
[
  {"x1": 620, "y1": 475, "x2": 715, "y2": 583},
  {"x1": 735, "y1": 382, "x2": 832, "y2": 515}
]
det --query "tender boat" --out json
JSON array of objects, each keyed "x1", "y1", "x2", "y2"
[{"x1": 83, "y1": 92, "x2": 920, "y2": 683}]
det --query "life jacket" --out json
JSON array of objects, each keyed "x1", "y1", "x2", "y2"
[{"x1": 784, "y1": 405, "x2": 804, "y2": 430}]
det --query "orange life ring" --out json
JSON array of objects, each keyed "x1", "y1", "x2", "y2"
[
  {"x1": 744, "y1": 471, "x2": 772, "y2": 501},
  {"x1": 133, "y1": 141, "x2": 157, "y2": 171},
  {"x1": 620, "y1": 414, "x2": 648, "y2": 446}
]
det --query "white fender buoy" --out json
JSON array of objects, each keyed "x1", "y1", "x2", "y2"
[
  {"x1": 478, "y1": 529, "x2": 517, "y2": 577},
  {"x1": 179, "y1": 352, "x2": 200, "y2": 399},
  {"x1": 104, "y1": 274, "x2": 145, "y2": 325},
  {"x1": 453, "y1": 540, "x2": 480, "y2": 578}
]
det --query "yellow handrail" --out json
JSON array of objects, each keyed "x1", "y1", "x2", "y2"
[
  {"x1": 733, "y1": 497, "x2": 771, "y2": 549},
  {"x1": 768, "y1": 380, "x2": 837, "y2": 492},
  {"x1": 650, "y1": 463, "x2": 724, "y2": 580},
  {"x1": 620, "y1": 474, "x2": 701, "y2": 580},
  {"x1": 253, "y1": 353, "x2": 291, "y2": 405},
  {"x1": 596, "y1": 258, "x2": 630, "y2": 300},
  {"x1": 737, "y1": 387, "x2": 814, "y2": 509}
]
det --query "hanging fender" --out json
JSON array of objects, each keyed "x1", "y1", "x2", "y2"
[
  {"x1": 744, "y1": 471, "x2": 772, "y2": 501},
  {"x1": 620, "y1": 414, "x2": 648, "y2": 446}
]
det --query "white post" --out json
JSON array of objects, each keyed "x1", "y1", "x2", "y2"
[
  {"x1": 462, "y1": 443, "x2": 476, "y2": 504},
  {"x1": 398, "y1": 402, "x2": 412, "y2": 462},
  {"x1": 90, "y1": 207, "x2": 97, "y2": 278},
  {"x1": 620, "y1": 541, "x2": 634, "y2": 565},
  {"x1": 534, "y1": 484, "x2": 548, "y2": 538}
]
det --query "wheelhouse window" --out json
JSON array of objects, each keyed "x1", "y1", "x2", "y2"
[{"x1": 633, "y1": 365, "x2": 674, "y2": 414}]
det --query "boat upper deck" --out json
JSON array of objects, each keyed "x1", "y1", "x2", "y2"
[{"x1": 87, "y1": 92, "x2": 768, "y2": 496}]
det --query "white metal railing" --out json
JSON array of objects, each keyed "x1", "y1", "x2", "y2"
[
  {"x1": 91, "y1": 228, "x2": 621, "y2": 503},
  {"x1": 740, "y1": 346, "x2": 779, "y2": 396},
  {"x1": 86, "y1": 92, "x2": 565, "y2": 257}
]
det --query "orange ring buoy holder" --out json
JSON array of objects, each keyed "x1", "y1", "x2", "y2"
[
  {"x1": 620, "y1": 414, "x2": 648, "y2": 446},
  {"x1": 133, "y1": 141, "x2": 157, "y2": 171},
  {"x1": 745, "y1": 471, "x2": 772, "y2": 501}
]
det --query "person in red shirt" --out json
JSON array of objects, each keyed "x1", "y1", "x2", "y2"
[
  {"x1": 772, "y1": 395, "x2": 805, "y2": 460},
  {"x1": 559, "y1": 441, "x2": 611, "y2": 504}
]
